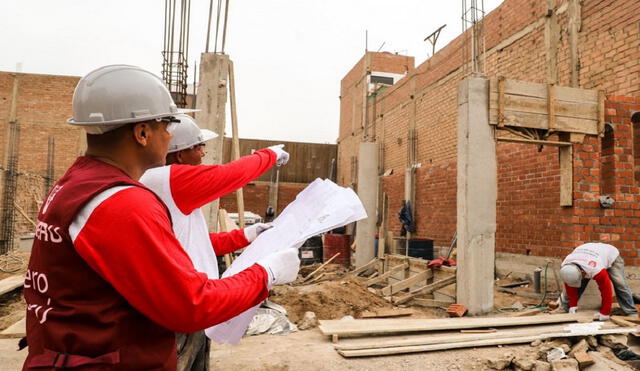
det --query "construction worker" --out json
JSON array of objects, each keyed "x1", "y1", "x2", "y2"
[
  {"x1": 559, "y1": 242, "x2": 638, "y2": 320},
  {"x1": 140, "y1": 114, "x2": 287, "y2": 370},
  {"x1": 22, "y1": 65, "x2": 300, "y2": 370}
]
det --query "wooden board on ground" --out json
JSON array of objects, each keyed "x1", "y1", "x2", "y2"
[
  {"x1": 361, "y1": 308, "x2": 414, "y2": 319},
  {"x1": 0, "y1": 275, "x2": 23, "y2": 297},
  {"x1": 412, "y1": 298, "x2": 454, "y2": 308},
  {"x1": 0, "y1": 317, "x2": 25, "y2": 339},
  {"x1": 319, "y1": 313, "x2": 593, "y2": 337},
  {"x1": 336, "y1": 326, "x2": 635, "y2": 358}
]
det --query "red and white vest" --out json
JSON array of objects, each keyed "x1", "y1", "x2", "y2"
[{"x1": 23, "y1": 156, "x2": 177, "y2": 370}]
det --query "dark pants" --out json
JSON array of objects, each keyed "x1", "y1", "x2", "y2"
[{"x1": 176, "y1": 331, "x2": 210, "y2": 371}]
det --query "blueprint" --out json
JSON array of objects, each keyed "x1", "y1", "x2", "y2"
[{"x1": 206, "y1": 178, "x2": 367, "y2": 343}]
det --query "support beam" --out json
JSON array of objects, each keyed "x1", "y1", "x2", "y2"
[
  {"x1": 195, "y1": 53, "x2": 230, "y2": 232},
  {"x1": 228, "y1": 60, "x2": 245, "y2": 228},
  {"x1": 354, "y1": 142, "x2": 378, "y2": 268},
  {"x1": 457, "y1": 77, "x2": 495, "y2": 315}
]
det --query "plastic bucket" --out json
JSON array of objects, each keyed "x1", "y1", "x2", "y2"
[{"x1": 322, "y1": 234, "x2": 351, "y2": 268}]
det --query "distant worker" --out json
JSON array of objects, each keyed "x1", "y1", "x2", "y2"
[
  {"x1": 140, "y1": 114, "x2": 288, "y2": 370},
  {"x1": 559, "y1": 242, "x2": 638, "y2": 320},
  {"x1": 22, "y1": 65, "x2": 300, "y2": 370}
]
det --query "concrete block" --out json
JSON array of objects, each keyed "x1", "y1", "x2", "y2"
[{"x1": 549, "y1": 358, "x2": 578, "y2": 371}]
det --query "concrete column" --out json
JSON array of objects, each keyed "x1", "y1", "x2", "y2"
[
  {"x1": 195, "y1": 53, "x2": 229, "y2": 232},
  {"x1": 355, "y1": 142, "x2": 378, "y2": 268},
  {"x1": 456, "y1": 77, "x2": 496, "y2": 315}
]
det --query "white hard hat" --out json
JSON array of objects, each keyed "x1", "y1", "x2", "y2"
[
  {"x1": 67, "y1": 65, "x2": 197, "y2": 134},
  {"x1": 167, "y1": 114, "x2": 218, "y2": 153},
  {"x1": 559, "y1": 264, "x2": 582, "y2": 288}
]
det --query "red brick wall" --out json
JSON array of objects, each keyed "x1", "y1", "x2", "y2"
[
  {"x1": 0, "y1": 72, "x2": 83, "y2": 236},
  {"x1": 338, "y1": 0, "x2": 640, "y2": 260}
]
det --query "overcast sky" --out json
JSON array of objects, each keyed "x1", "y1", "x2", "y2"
[{"x1": 1, "y1": 1, "x2": 502, "y2": 144}]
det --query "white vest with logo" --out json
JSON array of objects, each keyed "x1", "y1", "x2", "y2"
[{"x1": 140, "y1": 166, "x2": 219, "y2": 279}]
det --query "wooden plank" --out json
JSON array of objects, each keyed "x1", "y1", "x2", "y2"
[
  {"x1": 488, "y1": 78, "x2": 598, "y2": 104},
  {"x1": 361, "y1": 308, "x2": 414, "y2": 319},
  {"x1": 498, "y1": 76, "x2": 506, "y2": 127},
  {"x1": 381, "y1": 270, "x2": 432, "y2": 296},
  {"x1": 0, "y1": 317, "x2": 25, "y2": 339},
  {"x1": 548, "y1": 84, "x2": 556, "y2": 131},
  {"x1": 489, "y1": 109, "x2": 598, "y2": 135},
  {"x1": 560, "y1": 145, "x2": 573, "y2": 206},
  {"x1": 366, "y1": 263, "x2": 408, "y2": 287},
  {"x1": 335, "y1": 324, "x2": 571, "y2": 351},
  {"x1": 303, "y1": 253, "x2": 340, "y2": 282},
  {"x1": 0, "y1": 275, "x2": 23, "y2": 296},
  {"x1": 337, "y1": 327, "x2": 634, "y2": 358},
  {"x1": 496, "y1": 136, "x2": 571, "y2": 147},
  {"x1": 598, "y1": 90, "x2": 605, "y2": 137},
  {"x1": 394, "y1": 275, "x2": 456, "y2": 305},
  {"x1": 412, "y1": 298, "x2": 454, "y2": 308},
  {"x1": 351, "y1": 258, "x2": 378, "y2": 276},
  {"x1": 489, "y1": 91, "x2": 597, "y2": 120},
  {"x1": 508, "y1": 307, "x2": 545, "y2": 317},
  {"x1": 318, "y1": 313, "x2": 593, "y2": 337}
]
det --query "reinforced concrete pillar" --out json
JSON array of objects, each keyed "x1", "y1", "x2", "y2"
[
  {"x1": 456, "y1": 77, "x2": 496, "y2": 315},
  {"x1": 355, "y1": 142, "x2": 378, "y2": 268},
  {"x1": 195, "y1": 53, "x2": 229, "y2": 232}
]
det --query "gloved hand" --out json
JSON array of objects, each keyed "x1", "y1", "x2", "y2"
[
  {"x1": 257, "y1": 248, "x2": 300, "y2": 287},
  {"x1": 568, "y1": 307, "x2": 578, "y2": 314},
  {"x1": 593, "y1": 312, "x2": 610, "y2": 321},
  {"x1": 244, "y1": 223, "x2": 273, "y2": 242},
  {"x1": 267, "y1": 144, "x2": 289, "y2": 166}
]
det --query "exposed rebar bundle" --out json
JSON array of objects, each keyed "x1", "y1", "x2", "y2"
[
  {"x1": 462, "y1": 0, "x2": 486, "y2": 75},
  {"x1": 1, "y1": 119, "x2": 20, "y2": 255},
  {"x1": 162, "y1": 0, "x2": 191, "y2": 108}
]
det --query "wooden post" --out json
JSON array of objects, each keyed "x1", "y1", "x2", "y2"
[
  {"x1": 228, "y1": 60, "x2": 245, "y2": 228},
  {"x1": 218, "y1": 209, "x2": 233, "y2": 267},
  {"x1": 196, "y1": 53, "x2": 230, "y2": 232}
]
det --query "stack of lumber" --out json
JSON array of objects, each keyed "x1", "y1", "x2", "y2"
[{"x1": 319, "y1": 313, "x2": 636, "y2": 358}]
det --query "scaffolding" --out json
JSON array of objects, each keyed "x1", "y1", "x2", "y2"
[
  {"x1": 1, "y1": 120, "x2": 20, "y2": 255},
  {"x1": 162, "y1": 0, "x2": 191, "y2": 108}
]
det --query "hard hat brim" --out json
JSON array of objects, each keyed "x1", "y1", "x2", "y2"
[
  {"x1": 200, "y1": 129, "x2": 218, "y2": 141},
  {"x1": 67, "y1": 108, "x2": 199, "y2": 126}
]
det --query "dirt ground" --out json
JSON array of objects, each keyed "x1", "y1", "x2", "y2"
[{"x1": 0, "y1": 259, "x2": 570, "y2": 370}]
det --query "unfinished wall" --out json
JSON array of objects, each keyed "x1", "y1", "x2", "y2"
[
  {"x1": 337, "y1": 0, "x2": 640, "y2": 261},
  {"x1": 0, "y1": 72, "x2": 83, "y2": 242}
]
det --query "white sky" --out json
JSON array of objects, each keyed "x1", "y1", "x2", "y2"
[{"x1": 0, "y1": 1, "x2": 502, "y2": 144}]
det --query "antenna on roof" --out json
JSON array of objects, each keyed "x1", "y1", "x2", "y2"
[{"x1": 424, "y1": 24, "x2": 447, "y2": 57}]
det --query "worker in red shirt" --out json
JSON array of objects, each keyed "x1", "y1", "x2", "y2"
[
  {"x1": 140, "y1": 114, "x2": 287, "y2": 370},
  {"x1": 559, "y1": 242, "x2": 638, "y2": 321},
  {"x1": 22, "y1": 65, "x2": 300, "y2": 370}
]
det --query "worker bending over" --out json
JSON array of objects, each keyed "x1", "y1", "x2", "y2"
[
  {"x1": 140, "y1": 114, "x2": 287, "y2": 370},
  {"x1": 559, "y1": 242, "x2": 637, "y2": 320},
  {"x1": 22, "y1": 65, "x2": 300, "y2": 370}
]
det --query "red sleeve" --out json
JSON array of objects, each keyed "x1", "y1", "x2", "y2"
[
  {"x1": 210, "y1": 229, "x2": 250, "y2": 256},
  {"x1": 73, "y1": 187, "x2": 269, "y2": 333},
  {"x1": 170, "y1": 149, "x2": 276, "y2": 214},
  {"x1": 593, "y1": 269, "x2": 613, "y2": 315},
  {"x1": 565, "y1": 284, "x2": 580, "y2": 308}
]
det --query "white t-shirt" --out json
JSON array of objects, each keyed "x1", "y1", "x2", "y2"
[{"x1": 561, "y1": 242, "x2": 619, "y2": 278}]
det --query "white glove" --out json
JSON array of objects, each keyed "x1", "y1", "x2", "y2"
[
  {"x1": 257, "y1": 248, "x2": 300, "y2": 287},
  {"x1": 244, "y1": 223, "x2": 273, "y2": 242},
  {"x1": 568, "y1": 307, "x2": 578, "y2": 314},
  {"x1": 267, "y1": 144, "x2": 289, "y2": 166},
  {"x1": 593, "y1": 312, "x2": 610, "y2": 321}
]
